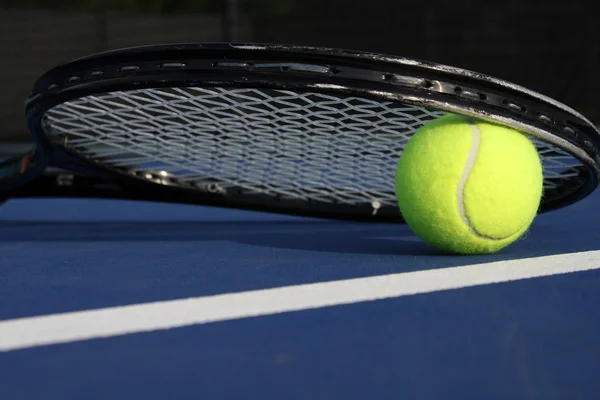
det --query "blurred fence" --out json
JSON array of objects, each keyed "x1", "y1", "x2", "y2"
[{"x1": 0, "y1": 0, "x2": 598, "y2": 141}]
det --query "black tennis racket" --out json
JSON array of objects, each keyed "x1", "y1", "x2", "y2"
[{"x1": 1, "y1": 43, "x2": 599, "y2": 222}]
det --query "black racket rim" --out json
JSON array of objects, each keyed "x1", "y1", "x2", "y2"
[{"x1": 2, "y1": 42, "x2": 599, "y2": 220}]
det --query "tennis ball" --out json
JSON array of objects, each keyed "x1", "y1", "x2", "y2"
[{"x1": 395, "y1": 113, "x2": 543, "y2": 255}]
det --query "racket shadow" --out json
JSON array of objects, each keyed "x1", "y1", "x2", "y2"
[
  {"x1": 0, "y1": 209, "x2": 597, "y2": 257},
  {"x1": 0, "y1": 219, "x2": 438, "y2": 256}
]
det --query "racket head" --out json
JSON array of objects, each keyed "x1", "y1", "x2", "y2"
[{"x1": 4, "y1": 43, "x2": 600, "y2": 221}]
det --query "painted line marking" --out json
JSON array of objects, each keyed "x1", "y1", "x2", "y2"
[{"x1": 1, "y1": 250, "x2": 599, "y2": 352}]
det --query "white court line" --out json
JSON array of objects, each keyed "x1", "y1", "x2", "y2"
[{"x1": 1, "y1": 250, "x2": 600, "y2": 352}]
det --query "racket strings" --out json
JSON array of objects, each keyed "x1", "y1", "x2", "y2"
[{"x1": 42, "y1": 86, "x2": 581, "y2": 207}]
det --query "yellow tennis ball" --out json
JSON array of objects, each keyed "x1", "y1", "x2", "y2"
[{"x1": 395, "y1": 113, "x2": 543, "y2": 255}]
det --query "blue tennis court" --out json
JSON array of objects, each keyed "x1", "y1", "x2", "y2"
[{"x1": 1, "y1": 187, "x2": 599, "y2": 399}]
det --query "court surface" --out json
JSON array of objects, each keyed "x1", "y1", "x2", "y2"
[{"x1": 0, "y1": 187, "x2": 599, "y2": 399}]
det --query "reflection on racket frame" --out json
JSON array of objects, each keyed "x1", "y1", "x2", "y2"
[{"x1": 1, "y1": 43, "x2": 599, "y2": 222}]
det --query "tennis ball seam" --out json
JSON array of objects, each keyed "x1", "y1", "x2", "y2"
[{"x1": 457, "y1": 117, "x2": 509, "y2": 241}]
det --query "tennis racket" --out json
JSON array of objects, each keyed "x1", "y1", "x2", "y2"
[{"x1": 1, "y1": 43, "x2": 599, "y2": 222}]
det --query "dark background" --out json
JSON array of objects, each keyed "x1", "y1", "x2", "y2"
[{"x1": 0, "y1": 0, "x2": 598, "y2": 142}]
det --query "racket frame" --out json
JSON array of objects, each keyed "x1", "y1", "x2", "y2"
[{"x1": 1, "y1": 43, "x2": 598, "y2": 221}]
